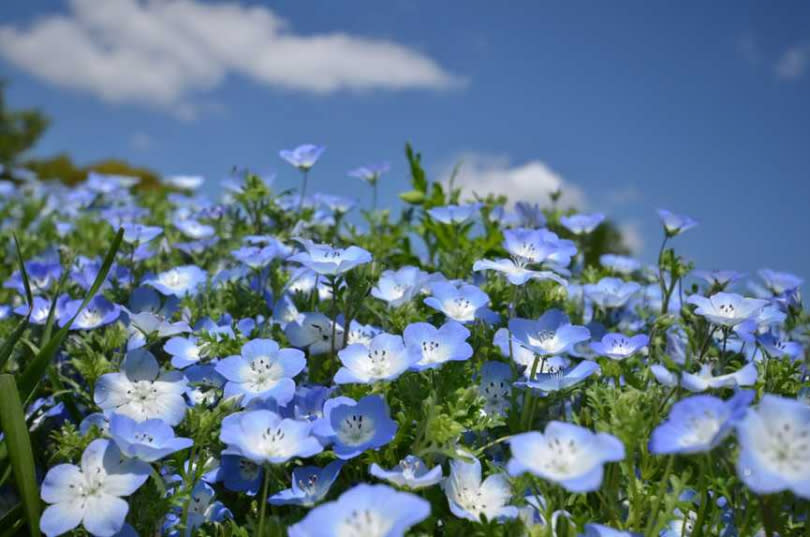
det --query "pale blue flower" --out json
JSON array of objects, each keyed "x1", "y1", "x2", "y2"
[
  {"x1": 444, "y1": 455, "x2": 517, "y2": 522},
  {"x1": 657, "y1": 209, "x2": 698, "y2": 236},
  {"x1": 692, "y1": 270, "x2": 744, "y2": 289},
  {"x1": 334, "y1": 333, "x2": 416, "y2": 384},
  {"x1": 404, "y1": 320, "x2": 473, "y2": 371},
  {"x1": 164, "y1": 336, "x2": 203, "y2": 369},
  {"x1": 503, "y1": 228, "x2": 576, "y2": 268},
  {"x1": 39, "y1": 439, "x2": 149, "y2": 537},
  {"x1": 649, "y1": 391, "x2": 754, "y2": 454},
  {"x1": 218, "y1": 455, "x2": 262, "y2": 495},
  {"x1": 179, "y1": 482, "x2": 231, "y2": 536},
  {"x1": 348, "y1": 162, "x2": 390, "y2": 184},
  {"x1": 736, "y1": 395, "x2": 810, "y2": 498},
  {"x1": 509, "y1": 309, "x2": 590, "y2": 356},
  {"x1": 121, "y1": 223, "x2": 162, "y2": 244},
  {"x1": 686, "y1": 292, "x2": 768, "y2": 327},
  {"x1": 473, "y1": 257, "x2": 567, "y2": 286},
  {"x1": 216, "y1": 339, "x2": 306, "y2": 406},
  {"x1": 173, "y1": 217, "x2": 215, "y2": 240},
  {"x1": 288, "y1": 484, "x2": 430, "y2": 537},
  {"x1": 599, "y1": 254, "x2": 640, "y2": 275},
  {"x1": 95, "y1": 349, "x2": 188, "y2": 426},
  {"x1": 508, "y1": 422, "x2": 624, "y2": 492},
  {"x1": 164, "y1": 174, "x2": 204, "y2": 190},
  {"x1": 590, "y1": 333, "x2": 649, "y2": 360},
  {"x1": 285, "y1": 312, "x2": 345, "y2": 355},
  {"x1": 313, "y1": 395, "x2": 398, "y2": 459},
  {"x1": 517, "y1": 360, "x2": 600, "y2": 393},
  {"x1": 231, "y1": 245, "x2": 283, "y2": 269},
  {"x1": 478, "y1": 361, "x2": 514, "y2": 417},
  {"x1": 269, "y1": 461, "x2": 343, "y2": 506},
  {"x1": 582, "y1": 523, "x2": 641, "y2": 536},
  {"x1": 681, "y1": 363, "x2": 758, "y2": 393},
  {"x1": 424, "y1": 281, "x2": 490, "y2": 323},
  {"x1": 584, "y1": 277, "x2": 641, "y2": 309},
  {"x1": 370, "y1": 455, "x2": 443, "y2": 489},
  {"x1": 560, "y1": 213, "x2": 605, "y2": 235},
  {"x1": 219, "y1": 409, "x2": 323, "y2": 464},
  {"x1": 427, "y1": 203, "x2": 482, "y2": 224},
  {"x1": 144, "y1": 265, "x2": 207, "y2": 297},
  {"x1": 108, "y1": 413, "x2": 193, "y2": 462},
  {"x1": 58, "y1": 295, "x2": 121, "y2": 330},
  {"x1": 371, "y1": 266, "x2": 431, "y2": 307},
  {"x1": 280, "y1": 144, "x2": 325, "y2": 170},
  {"x1": 758, "y1": 269, "x2": 803, "y2": 295},
  {"x1": 289, "y1": 239, "x2": 372, "y2": 276}
]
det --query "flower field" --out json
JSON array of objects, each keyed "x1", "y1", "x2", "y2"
[{"x1": 0, "y1": 144, "x2": 807, "y2": 537}]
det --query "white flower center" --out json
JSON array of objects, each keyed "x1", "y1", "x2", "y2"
[
  {"x1": 337, "y1": 413, "x2": 376, "y2": 446},
  {"x1": 246, "y1": 356, "x2": 282, "y2": 392},
  {"x1": 679, "y1": 412, "x2": 721, "y2": 447},
  {"x1": 757, "y1": 420, "x2": 810, "y2": 474},
  {"x1": 445, "y1": 297, "x2": 474, "y2": 319},
  {"x1": 162, "y1": 270, "x2": 189, "y2": 290},
  {"x1": 419, "y1": 340, "x2": 443, "y2": 364},
  {"x1": 337, "y1": 508, "x2": 392, "y2": 537}
]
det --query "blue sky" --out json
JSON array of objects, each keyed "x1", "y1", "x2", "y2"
[{"x1": 1, "y1": 0, "x2": 809, "y2": 290}]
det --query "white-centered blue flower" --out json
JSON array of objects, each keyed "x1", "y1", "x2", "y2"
[
  {"x1": 94, "y1": 349, "x2": 187, "y2": 426},
  {"x1": 334, "y1": 333, "x2": 416, "y2": 384},
  {"x1": 59, "y1": 295, "x2": 121, "y2": 330},
  {"x1": 348, "y1": 162, "x2": 390, "y2": 184},
  {"x1": 219, "y1": 409, "x2": 323, "y2": 464},
  {"x1": 599, "y1": 254, "x2": 641, "y2": 275},
  {"x1": 120, "y1": 223, "x2": 162, "y2": 244},
  {"x1": 560, "y1": 213, "x2": 605, "y2": 235},
  {"x1": 508, "y1": 422, "x2": 625, "y2": 492},
  {"x1": 478, "y1": 361, "x2": 514, "y2": 417},
  {"x1": 269, "y1": 461, "x2": 344, "y2": 506},
  {"x1": 108, "y1": 413, "x2": 193, "y2": 462},
  {"x1": 427, "y1": 203, "x2": 482, "y2": 224},
  {"x1": 288, "y1": 483, "x2": 430, "y2": 537},
  {"x1": 584, "y1": 277, "x2": 641, "y2": 309},
  {"x1": 288, "y1": 239, "x2": 372, "y2": 276},
  {"x1": 39, "y1": 439, "x2": 150, "y2": 537},
  {"x1": 215, "y1": 338, "x2": 306, "y2": 406},
  {"x1": 509, "y1": 309, "x2": 590, "y2": 356},
  {"x1": 444, "y1": 455, "x2": 518, "y2": 522},
  {"x1": 144, "y1": 265, "x2": 207, "y2": 297},
  {"x1": 218, "y1": 455, "x2": 263, "y2": 495},
  {"x1": 370, "y1": 455, "x2": 443, "y2": 489},
  {"x1": 757, "y1": 268, "x2": 803, "y2": 296},
  {"x1": 681, "y1": 363, "x2": 757, "y2": 393},
  {"x1": 163, "y1": 336, "x2": 203, "y2": 369},
  {"x1": 517, "y1": 360, "x2": 600, "y2": 393},
  {"x1": 503, "y1": 228, "x2": 577, "y2": 268},
  {"x1": 173, "y1": 217, "x2": 215, "y2": 240},
  {"x1": 686, "y1": 292, "x2": 768, "y2": 327},
  {"x1": 657, "y1": 209, "x2": 698, "y2": 236},
  {"x1": 735, "y1": 395, "x2": 810, "y2": 498},
  {"x1": 590, "y1": 333, "x2": 649, "y2": 361},
  {"x1": 404, "y1": 320, "x2": 473, "y2": 371},
  {"x1": 424, "y1": 281, "x2": 490, "y2": 324},
  {"x1": 285, "y1": 312, "x2": 345, "y2": 355},
  {"x1": 649, "y1": 391, "x2": 754, "y2": 455},
  {"x1": 313, "y1": 395, "x2": 398, "y2": 459},
  {"x1": 280, "y1": 144, "x2": 325, "y2": 170},
  {"x1": 371, "y1": 266, "x2": 431, "y2": 307},
  {"x1": 473, "y1": 257, "x2": 567, "y2": 286}
]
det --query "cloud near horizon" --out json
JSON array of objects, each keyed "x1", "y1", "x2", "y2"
[{"x1": 0, "y1": 0, "x2": 463, "y2": 118}]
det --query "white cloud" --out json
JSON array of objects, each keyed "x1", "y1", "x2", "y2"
[
  {"x1": 618, "y1": 220, "x2": 644, "y2": 254},
  {"x1": 444, "y1": 153, "x2": 586, "y2": 210},
  {"x1": 775, "y1": 42, "x2": 810, "y2": 80},
  {"x1": 0, "y1": 0, "x2": 463, "y2": 117}
]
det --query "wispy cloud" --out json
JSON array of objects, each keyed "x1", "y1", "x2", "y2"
[
  {"x1": 441, "y1": 153, "x2": 586, "y2": 210},
  {"x1": 0, "y1": 0, "x2": 464, "y2": 118},
  {"x1": 129, "y1": 131, "x2": 152, "y2": 151},
  {"x1": 775, "y1": 42, "x2": 810, "y2": 81}
]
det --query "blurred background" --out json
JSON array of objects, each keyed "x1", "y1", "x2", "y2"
[{"x1": 1, "y1": 0, "x2": 809, "y2": 289}]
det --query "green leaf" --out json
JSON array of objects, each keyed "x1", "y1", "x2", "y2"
[
  {"x1": 13, "y1": 235, "x2": 33, "y2": 309},
  {"x1": 0, "y1": 374, "x2": 41, "y2": 537},
  {"x1": 399, "y1": 190, "x2": 425, "y2": 204},
  {"x1": 0, "y1": 236, "x2": 34, "y2": 370},
  {"x1": 405, "y1": 143, "x2": 428, "y2": 193},
  {"x1": 18, "y1": 227, "x2": 124, "y2": 404}
]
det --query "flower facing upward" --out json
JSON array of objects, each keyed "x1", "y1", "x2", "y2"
[
  {"x1": 219, "y1": 409, "x2": 323, "y2": 464},
  {"x1": 314, "y1": 395, "x2": 398, "y2": 459},
  {"x1": 370, "y1": 455, "x2": 443, "y2": 489},
  {"x1": 584, "y1": 277, "x2": 641, "y2": 309},
  {"x1": 508, "y1": 421, "x2": 625, "y2": 492},
  {"x1": 424, "y1": 281, "x2": 490, "y2": 324},
  {"x1": 404, "y1": 320, "x2": 473, "y2": 371},
  {"x1": 590, "y1": 333, "x2": 649, "y2": 360},
  {"x1": 334, "y1": 333, "x2": 416, "y2": 384},
  {"x1": 289, "y1": 239, "x2": 372, "y2": 276},
  {"x1": 686, "y1": 292, "x2": 768, "y2": 327},
  {"x1": 427, "y1": 203, "x2": 482, "y2": 224},
  {"x1": 269, "y1": 461, "x2": 344, "y2": 506},
  {"x1": 280, "y1": 144, "x2": 326, "y2": 170},
  {"x1": 348, "y1": 162, "x2": 390, "y2": 185},
  {"x1": 657, "y1": 209, "x2": 698, "y2": 236},
  {"x1": 444, "y1": 455, "x2": 518, "y2": 522},
  {"x1": 509, "y1": 309, "x2": 590, "y2": 356},
  {"x1": 108, "y1": 413, "x2": 193, "y2": 462},
  {"x1": 560, "y1": 213, "x2": 605, "y2": 235},
  {"x1": 144, "y1": 265, "x2": 207, "y2": 297}
]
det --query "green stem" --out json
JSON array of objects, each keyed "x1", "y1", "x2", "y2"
[
  {"x1": 297, "y1": 169, "x2": 309, "y2": 214},
  {"x1": 257, "y1": 465, "x2": 271, "y2": 536}
]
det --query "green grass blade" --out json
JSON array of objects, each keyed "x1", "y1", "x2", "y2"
[
  {"x1": 0, "y1": 237, "x2": 35, "y2": 370},
  {"x1": 18, "y1": 227, "x2": 124, "y2": 404},
  {"x1": 0, "y1": 374, "x2": 41, "y2": 537},
  {"x1": 12, "y1": 235, "x2": 34, "y2": 308}
]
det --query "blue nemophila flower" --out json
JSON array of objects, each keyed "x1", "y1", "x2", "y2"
[
  {"x1": 173, "y1": 217, "x2": 215, "y2": 240},
  {"x1": 280, "y1": 144, "x2": 325, "y2": 170},
  {"x1": 649, "y1": 392, "x2": 754, "y2": 455},
  {"x1": 176, "y1": 481, "x2": 231, "y2": 536},
  {"x1": 736, "y1": 395, "x2": 810, "y2": 498},
  {"x1": 218, "y1": 455, "x2": 263, "y2": 495},
  {"x1": 757, "y1": 268, "x2": 804, "y2": 296},
  {"x1": 756, "y1": 331, "x2": 803, "y2": 360},
  {"x1": 40, "y1": 439, "x2": 149, "y2": 537},
  {"x1": 219, "y1": 409, "x2": 322, "y2": 464},
  {"x1": 163, "y1": 336, "x2": 203, "y2": 369},
  {"x1": 427, "y1": 203, "x2": 482, "y2": 224},
  {"x1": 517, "y1": 360, "x2": 600, "y2": 393},
  {"x1": 216, "y1": 339, "x2": 306, "y2": 406},
  {"x1": 424, "y1": 281, "x2": 490, "y2": 324},
  {"x1": 231, "y1": 245, "x2": 282, "y2": 269},
  {"x1": 371, "y1": 266, "x2": 432, "y2": 307},
  {"x1": 681, "y1": 363, "x2": 758, "y2": 392},
  {"x1": 108, "y1": 413, "x2": 192, "y2": 462},
  {"x1": 509, "y1": 309, "x2": 590, "y2": 356},
  {"x1": 582, "y1": 523, "x2": 641, "y2": 536},
  {"x1": 404, "y1": 320, "x2": 473, "y2": 371},
  {"x1": 515, "y1": 201, "x2": 546, "y2": 227},
  {"x1": 560, "y1": 213, "x2": 605, "y2": 235},
  {"x1": 334, "y1": 332, "x2": 415, "y2": 384},
  {"x1": 94, "y1": 349, "x2": 188, "y2": 426},
  {"x1": 478, "y1": 361, "x2": 514, "y2": 416},
  {"x1": 15, "y1": 295, "x2": 67, "y2": 325},
  {"x1": 5, "y1": 259, "x2": 61, "y2": 294},
  {"x1": 120, "y1": 223, "x2": 162, "y2": 244},
  {"x1": 315, "y1": 193, "x2": 356, "y2": 215},
  {"x1": 584, "y1": 277, "x2": 641, "y2": 309},
  {"x1": 345, "y1": 319, "x2": 383, "y2": 346},
  {"x1": 473, "y1": 257, "x2": 567, "y2": 286},
  {"x1": 289, "y1": 239, "x2": 372, "y2": 276},
  {"x1": 503, "y1": 228, "x2": 577, "y2": 268},
  {"x1": 314, "y1": 395, "x2": 398, "y2": 459},
  {"x1": 285, "y1": 312, "x2": 345, "y2": 355},
  {"x1": 58, "y1": 295, "x2": 121, "y2": 330},
  {"x1": 599, "y1": 254, "x2": 641, "y2": 275},
  {"x1": 269, "y1": 460, "x2": 343, "y2": 506},
  {"x1": 692, "y1": 269, "x2": 744, "y2": 289},
  {"x1": 494, "y1": 327, "x2": 571, "y2": 374},
  {"x1": 444, "y1": 455, "x2": 517, "y2": 522},
  {"x1": 686, "y1": 292, "x2": 768, "y2": 327},
  {"x1": 288, "y1": 483, "x2": 430, "y2": 537},
  {"x1": 508, "y1": 422, "x2": 625, "y2": 492},
  {"x1": 348, "y1": 162, "x2": 390, "y2": 184},
  {"x1": 590, "y1": 333, "x2": 649, "y2": 361},
  {"x1": 657, "y1": 209, "x2": 698, "y2": 236},
  {"x1": 370, "y1": 455, "x2": 443, "y2": 489},
  {"x1": 144, "y1": 265, "x2": 207, "y2": 297}
]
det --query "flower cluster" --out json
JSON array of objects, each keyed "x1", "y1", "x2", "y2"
[{"x1": 0, "y1": 144, "x2": 807, "y2": 537}]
